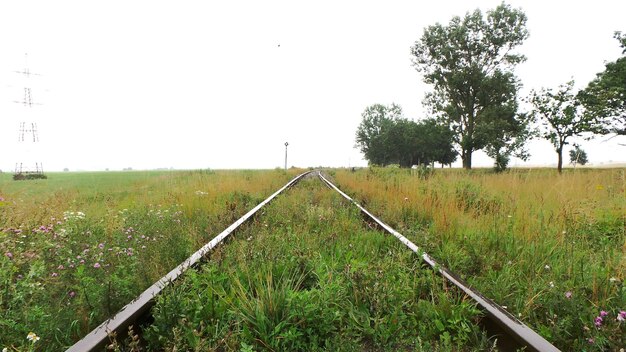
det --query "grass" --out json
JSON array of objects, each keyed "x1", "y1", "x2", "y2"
[
  {"x1": 1, "y1": 167, "x2": 624, "y2": 351},
  {"x1": 331, "y1": 166, "x2": 625, "y2": 350},
  {"x1": 0, "y1": 169, "x2": 297, "y2": 351},
  {"x1": 142, "y1": 177, "x2": 490, "y2": 351}
]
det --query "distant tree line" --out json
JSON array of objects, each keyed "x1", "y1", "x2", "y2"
[{"x1": 355, "y1": 3, "x2": 625, "y2": 172}]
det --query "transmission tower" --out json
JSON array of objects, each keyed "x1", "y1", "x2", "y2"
[{"x1": 12, "y1": 54, "x2": 45, "y2": 180}]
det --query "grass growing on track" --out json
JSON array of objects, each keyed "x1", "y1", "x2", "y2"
[
  {"x1": 0, "y1": 169, "x2": 296, "y2": 351},
  {"x1": 141, "y1": 177, "x2": 492, "y2": 351},
  {"x1": 332, "y1": 167, "x2": 625, "y2": 350}
]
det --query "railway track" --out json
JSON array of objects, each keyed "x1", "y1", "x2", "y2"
[{"x1": 67, "y1": 170, "x2": 559, "y2": 351}]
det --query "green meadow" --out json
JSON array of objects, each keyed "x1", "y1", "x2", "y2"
[{"x1": 1, "y1": 168, "x2": 624, "y2": 351}]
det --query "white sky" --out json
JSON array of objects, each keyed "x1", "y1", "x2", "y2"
[{"x1": 1, "y1": 0, "x2": 624, "y2": 171}]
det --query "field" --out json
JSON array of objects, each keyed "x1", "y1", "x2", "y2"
[{"x1": 0, "y1": 168, "x2": 624, "y2": 351}]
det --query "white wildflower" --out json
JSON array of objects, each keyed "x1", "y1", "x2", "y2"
[{"x1": 26, "y1": 332, "x2": 40, "y2": 342}]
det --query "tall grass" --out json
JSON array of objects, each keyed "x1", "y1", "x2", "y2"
[
  {"x1": 332, "y1": 167, "x2": 625, "y2": 350},
  {"x1": 0, "y1": 169, "x2": 299, "y2": 351},
  {"x1": 144, "y1": 178, "x2": 491, "y2": 351}
]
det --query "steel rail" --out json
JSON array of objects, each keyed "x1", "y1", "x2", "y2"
[
  {"x1": 66, "y1": 171, "x2": 313, "y2": 352},
  {"x1": 317, "y1": 171, "x2": 560, "y2": 352}
]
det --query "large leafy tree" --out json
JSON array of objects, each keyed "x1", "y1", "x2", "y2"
[
  {"x1": 411, "y1": 3, "x2": 529, "y2": 169},
  {"x1": 579, "y1": 32, "x2": 626, "y2": 136},
  {"x1": 355, "y1": 104, "x2": 457, "y2": 167},
  {"x1": 355, "y1": 103, "x2": 403, "y2": 166},
  {"x1": 528, "y1": 81, "x2": 604, "y2": 173}
]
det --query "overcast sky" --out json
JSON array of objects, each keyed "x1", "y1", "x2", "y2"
[{"x1": 1, "y1": 0, "x2": 624, "y2": 171}]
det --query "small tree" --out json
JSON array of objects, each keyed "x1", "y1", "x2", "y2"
[
  {"x1": 528, "y1": 81, "x2": 603, "y2": 173},
  {"x1": 569, "y1": 144, "x2": 588, "y2": 166}
]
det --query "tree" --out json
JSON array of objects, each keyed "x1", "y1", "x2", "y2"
[
  {"x1": 569, "y1": 144, "x2": 588, "y2": 167},
  {"x1": 355, "y1": 105, "x2": 457, "y2": 167},
  {"x1": 411, "y1": 3, "x2": 529, "y2": 169},
  {"x1": 528, "y1": 81, "x2": 603, "y2": 173},
  {"x1": 413, "y1": 118, "x2": 458, "y2": 166},
  {"x1": 483, "y1": 111, "x2": 533, "y2": 172},
  {"x1": 579, "y1": 32, "x2": 626, "y2": 136},
  {"x1": 355, "y1": 104, "x2": 402, "y2": 166}
]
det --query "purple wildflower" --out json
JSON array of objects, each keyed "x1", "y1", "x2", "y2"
[
  {"x1": 98, "y1": 243, "x2": 105, "y2": 249},
  {"x1": 617, "y1": 311, "x2": 626, "y2": 322},
  {"x1": 79, "y1": 259, "x2": 85, "y2": 264},
  {"x1": 93, "y1": 262, "x2": 101, "y2": 269},
  {"x1": 68, "y1": 291, "x2": 76, "y2": 298},
  {"x1": 565, "y1": 291, "x2": 572, "y2": 299},
  {"x1": 5, "y1": 252, "x2": 13, "y2": 259},
  {"x1": 587, "y1": 338, "x2": 594, "y2": 344},
  {"x1": 51, "y1": 272, "x2": 58, "y2": 277},
  {"x1": 58, "y1": 265, "x2": 65, "y2": 270},
  {"x1": 0, "y1": 196, "x2": 4, "y2": 201},
  {"x1": 594, "y1": 316, "x2": 603, "y2": 327},
  {"x1": 600, "y1": 310, "x2": 608, "y2": 318}
]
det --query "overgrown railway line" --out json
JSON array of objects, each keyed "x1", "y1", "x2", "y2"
[{"x1": 67, "y1": 171, "x2": 559, "y2": 351}]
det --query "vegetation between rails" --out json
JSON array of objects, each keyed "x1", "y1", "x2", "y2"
[{"x1": 139, "y1": 177, "x2": 490, "y2": 351}]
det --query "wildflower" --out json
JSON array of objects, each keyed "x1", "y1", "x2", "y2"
[
  {"x1": 26, "y1": 332, "x2": 40, "y2": 342},
  {"x1": 549, "y1": 281, "x2": 554, "y2": 288},
  {"x1": 587, "y1": 338, "x2": 594, "y2": 344},
  {"x1": 609, "y1": 277, "x2": 618, "y2": 283},
  {"x1": 3, "y1": 347, "x2": 8, "y2": 352},
  {"x1": 51, "y1": 272, "x2": 58, "y2": 277},
  {"x1": 58, "y1": 264, "x2": 65, "y2": 270},
  {"x1": 617, "y1": 311, "x2": 626, "y2": 322},
  {"x1": 68, "y1": 291, "x2": 76, "y2": 298},
  {"x1": 600, "y1": 310, "x2": 608, "y2": 318},
  {"x1": 17, "y1": 274, "x2": 23, "y2": 279},
  {"x1": 5, "y1": 252, "x2": 12, "y2": 259},
  {"x1": 594, "y1": 316, "x2": 603, "y2": 327},
  {"x1": 544, "y1": 265, "x2": 550, "y2": 270},
  {"x1": 79, "y1": 259, "x2": 85, "y2": 264},
  {"x1": 0, "y1": 196, "x2": 4, "y2": 201},
  {"x1": 93, "y1": 262, "x2": 101, "y2": 269},
  {"x1": 565, "y1": 291, "x2": 572, "y2": 299}
]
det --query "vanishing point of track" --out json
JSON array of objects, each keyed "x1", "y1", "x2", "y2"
[{"x1": 67, "y1": 171, "x2": 560, "y2": 352}]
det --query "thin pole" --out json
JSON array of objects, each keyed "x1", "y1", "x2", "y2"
[{"x1": 284, "y1": 142, "x2": 289, "y2": 170}]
